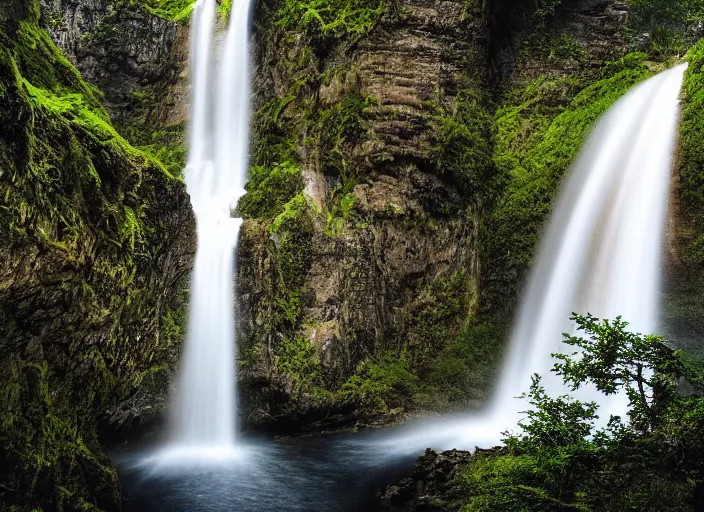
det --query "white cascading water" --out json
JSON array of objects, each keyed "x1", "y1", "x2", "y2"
[
  {"x1": 491, "y1": 63, "x2": 688, "y2": 424},
  {"x1": 169, "y1": 0, "x2": 252, "y2": 452},
  {"x1": 380, "y1": 63, "x2": 688, "y2": 453}
]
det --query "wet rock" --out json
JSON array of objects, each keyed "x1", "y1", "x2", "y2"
[{"x1": 378, "y1": 448, "x2": 475, "y2": 511}]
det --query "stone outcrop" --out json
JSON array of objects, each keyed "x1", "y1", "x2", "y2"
[{"x1": 378, "y1": 448, "x2": 477, "y2": 511}]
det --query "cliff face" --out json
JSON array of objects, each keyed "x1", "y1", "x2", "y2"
[
  {"x1": 40, "y1": 0, "x2": 190, "y2": 176},
  {"x1": 237, "y1": 0, "x2": 497, "y2": 430},
  {"x1": 0, "y1": 0, "x2": 194, "y2": 510},
  {"x1": 235, "y1": 0, "x2": 650, "y2": 430}
]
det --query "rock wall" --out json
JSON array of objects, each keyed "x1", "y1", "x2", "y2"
[
  {"x1": 0, "y1": 0, "x2": 194, "y2": 510},
  {"x1": 237, "y1": 0, "x2": 497, "y2": 430},
  {"x1": 235, "y1": 0, "x2": 648, "y2": 431},
  {"x1": 40, "y1": 0, "x2": 191, "y2": 176}
]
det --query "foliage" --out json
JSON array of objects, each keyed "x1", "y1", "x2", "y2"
[
  {"x1": 119, "y1": 89, "x2": 186, "y2": 178},
  {"x1": 627, "y1": 0, "x2": 704, "y2": 55},
  {"x1": 549, "y1": 33, "x2": 587, "y2": 65},
  {"x1": 125, "y1": 0, "x2": 196, "y2": 21},
  {"x1": 510, "y1": 375, "x2": 598, "y2": 450},
  {"x1": 534, "y1": 0, "x2": 563, "y2": 19},
  {"x1": 459, "y1": 451, "x2": 591, "y2": 512},
  {"x1": 432, "y1": 89, "x2": 493, "y2": 197},
  {"x1": 420, "y1": 321, "x2": 506, "y2": 406},
  {"x1": 315, "y1": 94, "x2": 373, "y2": 181},
  {"x1": 555, "y1": 315, "x2": 686, "y2": 431},
  {"x1": 452, "y1": 315, "x2": 704, "y2": 511},
  {"x1": 239, "y1": 162, "x2": 304, "y2": 219},
  {"x1": 277, "y1": 0, "x2": 384, "y2": 41},
  {"x1": 267, "y1": 193, "x2": 315, "y2": 331},
  {"x1": 275, "y1": 336, "x2": 326, "y2": 395},
  {"x1": 681, "y1": 40, "x2": 704, "y2": 268},
  {"x1": 337, "y1": 351, "x2": 418, "y2": 412}
]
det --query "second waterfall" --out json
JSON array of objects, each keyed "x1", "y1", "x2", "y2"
[{"x1": 170, "y1": 0, "x2": 252, "y2": 450}]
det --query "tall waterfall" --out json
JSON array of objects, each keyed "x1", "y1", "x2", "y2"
[
  {"x1": 492, "y1": 63, "x2": 689, "y2": 423},
  {"x1": 170, "y1": 0, "x2": 251, "y2": 451},
  {"x1": 381, "y1": 63, "x2": 688, "y2": 453}
]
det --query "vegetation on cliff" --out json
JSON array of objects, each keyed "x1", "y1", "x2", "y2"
[
  {"x1": 235, "y1": 0, "x2": 500, "y2": 428},
  {"x1": 383, "y1": 316, "x2": 704, "y2": 511},
  {"x1": 484, "y1": 53, "x2": 657, "y2": 313},
  {"x1": 0, "y1": 1, "x2": 193, "y2": 510}
]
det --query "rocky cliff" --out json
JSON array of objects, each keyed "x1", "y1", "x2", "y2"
[
  {"x1": 237, "y1": 0, "x2": 497, "y2": 431},
  {"x1": 40, "y1": 0, "x2": 191, "y2": 176},
  {"x1": 0, "y1": 0, "x2": 194, "y2": 510},
  {"x1": 235, "y1": 0, "x2": 676, "y2": 432}
]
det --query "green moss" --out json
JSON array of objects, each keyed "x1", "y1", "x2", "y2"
[
  {"x1": 270, "y1": 192, "x2": 309, "y2": 234},
  {"x1": 628, "y1": 0, "x2": 704, "y2": 56},
  {"x1": 252, "y1": 96, "x2": 299, "y2": 169},
  {"x1": 549, "y1": 33, "x2": 587, "y2": 66},
  {"x1": 12, "y1": 21, "x2": 106, "y2": 113},
  {"x1": 277, "y1": 0, "x2": 384, "y2": 39},
  {"x1": 219, "y1": 0, "x2": 233, "y2": 21},
  {"x1": 420, "y1": 322, "x2": 506, "y2": 407},
  {"x1": 314, "y1": 94, "x2": 373, "y2": 181},
  {"x1": 337, "y1": 351, "x2": 418, "y2": 413},
  {"x1": 456, "y1": 452, "x2": 590, "y2": 511},
  {"x1": 324, "y1": 192, "x2": 356, "y2": 236},
  {"x1": 274, "y1": 336, "x2": 326, "y2": 395},
  {"x1": 535, "y1": 0, "x2": 562, "y2": 18},
  {"x1": 681, "y1": 40, "x2": 704, "y2": 268},
  {"x1": 406, "y1": 268, "x2": 475, "y2": 364},
  {"x1": 432, "y1": 89, "x2": 493, "y2": 197},
  {"x1": 119, "y1": 89, "x2": 186, "y2": 178},
  {"x1": 0, "y1": 359, "x2": 120, "y2": 511},
  {"x1": 239, "y1": 162, "x2": 303, "y2": 219},
  {"x1": 265, "y1": 193, "x2": 315, "y2": 333},
  {"x1": 125, "y1": 0, "x2": 196, "y2": 22},
  {"x1": 252, "y1": 194, "x2": 321, "y2": 398}
]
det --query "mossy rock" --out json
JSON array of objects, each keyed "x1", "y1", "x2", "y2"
[{"x1": 0, "y1": 3, "x2": 194, "y2": 510}]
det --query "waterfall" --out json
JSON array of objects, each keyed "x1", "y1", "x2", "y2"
[
  {"x1": 491, "y1": 63, "x2": 689, "y2": 424},
  {"x1": 169, "y1": 0, "x2": 252, "y2": 452},
  {"x1": 379, "y1": 63, "x2": 688, "y2": 454}
]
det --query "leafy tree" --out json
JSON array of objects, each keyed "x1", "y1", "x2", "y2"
[
  {"x1": 554, "y1": 314, "x2": 688, "y2": 432},
  {"x1": 456, "y1": 314, "x2": 704, "y2": 511}
]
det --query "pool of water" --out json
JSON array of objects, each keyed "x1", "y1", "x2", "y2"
[
  {"x1": 114, "y1": 433, "x2": 419, "y2": 512},
  {"x1": 114, "y1": 410, "x2": 505, "y2": 511}
]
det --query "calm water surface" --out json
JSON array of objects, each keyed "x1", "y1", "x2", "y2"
[{"x1": 114, "y1": 432, "x2": 420, "y2": 512}]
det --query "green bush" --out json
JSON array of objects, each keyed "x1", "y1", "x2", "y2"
[
  {"x1": 337, "y1": 351, "x2": 418, "y2": 412},
  {"x1": 452, "y1": 315, "x2": 704, "y2": 511}
]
